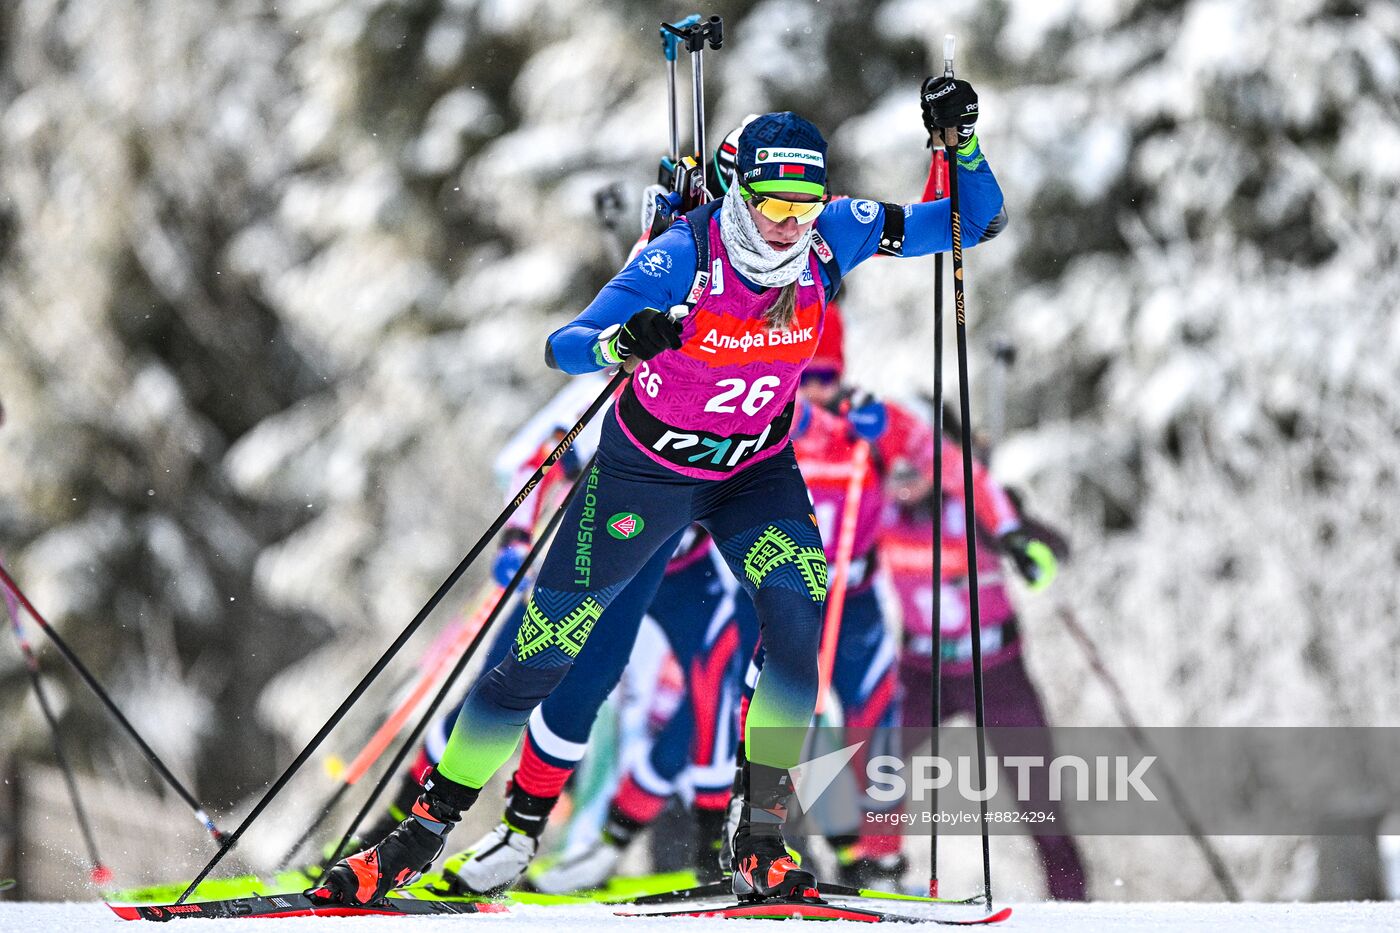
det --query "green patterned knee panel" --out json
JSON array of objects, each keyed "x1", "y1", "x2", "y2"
[{"x1": 743, "y1": 525, "x2": 827, "y2": 602}]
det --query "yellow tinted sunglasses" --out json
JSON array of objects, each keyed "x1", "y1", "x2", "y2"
[{"x1": 741, "y1": 182, "x2": 831, "y2": 224}]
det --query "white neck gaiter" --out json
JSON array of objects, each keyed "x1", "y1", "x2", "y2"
[{"x1": 718, "y1": 182, "x2": 813, "y2": 289}]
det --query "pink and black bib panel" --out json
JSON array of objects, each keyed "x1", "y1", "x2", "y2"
[{"x1": 615, "y1": 214, "x2": 827, "y2": 480}]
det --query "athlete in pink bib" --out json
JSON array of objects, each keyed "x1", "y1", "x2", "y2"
[{"x1": 319, "y1": 78, "x2": 1007, "y2": 906}]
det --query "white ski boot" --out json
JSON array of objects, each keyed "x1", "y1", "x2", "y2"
[
  {"x1": 441, "y1": 784, "x2": 558, "y2": 895},
  {"x1": 442, "y1": 823, "x2": 538, "y2": 896}
]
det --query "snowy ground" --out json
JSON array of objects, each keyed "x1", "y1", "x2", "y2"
[{"x1": 5, "y1": 900, "x2": 1400, "y2": 932}]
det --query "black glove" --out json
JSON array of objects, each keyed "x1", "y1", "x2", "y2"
[
  {"x1": 921, "y1": 76, "x2": 979, "y2": 146},
  {"x1": 614, "y1": 308, "x2": 683, "y2": 361},
  {"x1": 999, "y1": 529, "x2": 1058, "y2": 591}
]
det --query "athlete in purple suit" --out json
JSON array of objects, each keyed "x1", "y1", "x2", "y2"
[{"x1": 319, "y1": 77, "x2": 1005, "y2": 906}]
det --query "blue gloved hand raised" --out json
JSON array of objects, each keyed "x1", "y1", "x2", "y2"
[
  {"x1": 846, "y1": 391, "x2": 888, "y2": 443},
  {"x1": 491, "y1": 531, "x2": 532, "y2": 587}
]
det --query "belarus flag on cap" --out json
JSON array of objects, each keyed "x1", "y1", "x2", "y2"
[{"x1": 779, "y1": 164, "x2": 805, "y2": 177}]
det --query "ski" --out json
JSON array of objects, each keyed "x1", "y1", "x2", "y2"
[
  {"x1": 407, "y1": 875, "x2": 593, "y2": 907},
  {"x1": 629, "y1": 880, "x2": 983, "y2": 907},
  {"x1": 107, "y1": 891, "x2": 509, "y2": 922},
  {"x1": 617, "y1": 900, "x2": 1014, "y2": 925},
  {"x1": 410, "y1": 868, "x2": 707, "y2": 905},
  {"x1": 842, "y1": 886, "x2": 986, "y2": 907},
  {"x1": 626, "y1": 879, "x2": 731, "y2": 904}
]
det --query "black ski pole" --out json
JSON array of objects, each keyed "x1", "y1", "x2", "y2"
[
  {"x1": 927, "y1": 119, "x2": 948, "y2": 901},
  {"x1": 2, "y1": 582, "x2": 113, "y2": 887},
  {"x1": 177, "y1": 366, "x2": 629, "y2": 903},
  {"x1": 320, "y1": 461, "x2": 587, "y2": 869},
  {"x1": 0, "y1": 561, "x2": 226, "y2": 846},
  {"x1": 941, "y1": 33, "x2": 996, "y2": 913}
]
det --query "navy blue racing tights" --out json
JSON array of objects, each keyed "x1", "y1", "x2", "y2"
[{"x1": 436, "y1": 411, "x2": 827, "y2": 787}]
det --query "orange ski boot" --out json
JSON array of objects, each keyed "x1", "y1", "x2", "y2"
[
  {"x1": 729, "y1": 762, "x2": 819, "y2": 902},
  {"x1": 309, "y1": 769, "x2": 478, "y2": 905}
]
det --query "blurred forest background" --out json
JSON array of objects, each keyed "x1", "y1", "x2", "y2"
[{"x1": 1, "y1": 0, "x2": 1398, "y2": 902}]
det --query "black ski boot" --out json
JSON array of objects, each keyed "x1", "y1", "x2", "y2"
[
  {"x1": 730, "y1": 762, "x2": 819, "y2": 902},
  {"x1": 310, "y1": 768, "x2": 478, "y2": 905}
]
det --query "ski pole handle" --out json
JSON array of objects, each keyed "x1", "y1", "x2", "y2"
[
  {"x1": 660, "y1": 14, "x2": 722, "y2": 54},
  {"x1": 659, "y1": 14, "x2": 702, "y2": 61},
  {"x1": 940, "y1": 35, "x2": 959, "y2": 148},
  {"x1": 938, "y1": 34, "x2": 964, "y2": 151}
]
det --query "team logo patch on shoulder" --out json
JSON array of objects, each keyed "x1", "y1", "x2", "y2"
[
  {"x1": 637, "y1": 249, "x2": 673, "y2": 278},
  {"x1": 607, "y1": 512, "x2": 646, "y2": 540},
  {"x1": 851, "y1": 199, "x2": 879, "y2": 224}
]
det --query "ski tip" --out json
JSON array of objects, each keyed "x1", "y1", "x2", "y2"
[
  {"x1": 979, "y1": 906, "x2": 1014, "y2": 924},
  {"x1": 106, "y1": 903, "x2": 142, "y2": 921}
]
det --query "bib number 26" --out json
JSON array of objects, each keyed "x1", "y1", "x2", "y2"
[
  {"x1": 635, "y1": 361, "x2": 663, "y2": 398},
  {"x1": 704, "y1": 375, "x2": 781, "y2": 416}
]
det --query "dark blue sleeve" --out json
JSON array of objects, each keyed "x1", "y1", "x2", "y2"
[
  {"x1": 545, "y1": 224, "x2": 696, "y2": 374},
  {"x1": 817, "y1": 136, "x2": 1005, "y2": 280}
]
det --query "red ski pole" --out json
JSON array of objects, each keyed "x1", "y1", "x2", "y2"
[{"x1": 816, "y1": 439, "x2": 871, "y2": 715}]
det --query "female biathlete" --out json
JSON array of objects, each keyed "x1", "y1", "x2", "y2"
[{"x1": 316, "y1": 76, "x2": 1004, "y2": 906}]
